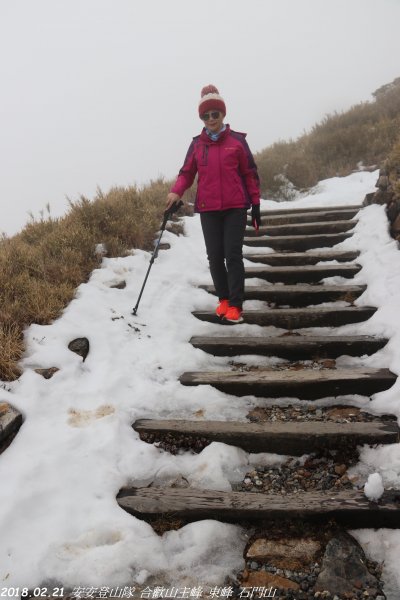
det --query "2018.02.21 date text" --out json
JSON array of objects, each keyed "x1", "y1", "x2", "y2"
[{"x1": 1, "y1": 588, "x2": 64, "y2": 598}]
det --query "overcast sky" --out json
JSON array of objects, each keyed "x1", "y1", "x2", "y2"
[{"x1": 1, "y1": 0, "x2": 400, "y2": 235}]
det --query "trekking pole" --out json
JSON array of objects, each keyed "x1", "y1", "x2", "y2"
[{"x1": 132, "y1": 201, "x2": 183, "y2": 315}]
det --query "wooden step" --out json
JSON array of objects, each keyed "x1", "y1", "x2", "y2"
[
  {"x1": 179, "y1": 367, "x2": 396, "y2": 400},
  {"x1": 245, "y1": 264, "x2": 361, "y2": 284},
  {"x1": 244, "y1": 250, "x2": 360, "y2": 266},
  {"x1": 247, "y1": 208, "x2": 360, "y2": 226},
  {"x1": 258, "y1": 204, "x2": 362, "y2": 216},
  {"x1": 117, "y1": 486, "x2": 400, "y2": 528},
  {"x1": 200, "y1": 284, "x2": 366, "y2": 306},
  {"x1": 246, "y1": 220, "x2": 356, "y2": 237},
  {"x1": 189, "y1": 335, "x2": 387, "y2": 359},
  {"x1": 244, "y1": 232, "x2": 352, "y2": 251},
  {"x1": 0, "y1": 403, "x2": 22, "y2": 450},
  {"x1": 192, "y1": 306, "x2": 377, "y2": 328},
  {"x1": 134, "y1": 418, "x2": 399, "y2": 455}
]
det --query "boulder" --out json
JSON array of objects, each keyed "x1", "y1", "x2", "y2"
[
  {"x1": 242, "y1": 569, "x2": 299, "y2": 590},
  {"x1": 68, "y1": 337, "x2": 90, "y2": 361},
  {"x1": 246, "y1": 537, "x2": 321, "y2": 570},
  {"x1": 315, "y1": 532, "x2": 378, "y2": 595}
]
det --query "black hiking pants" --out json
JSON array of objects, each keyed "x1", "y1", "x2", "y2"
[{"x1": 200, "y1": 208, "x2": 247, "y2": 308}]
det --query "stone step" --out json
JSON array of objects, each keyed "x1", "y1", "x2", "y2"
[
  {"x1": 189, "y1": 335, "x2": 387, "y2": 359},
  {"x1": 258, "y1": 204, "x2": 362, "y2": 216},
  {"x1": 244, "y1": 232, "x2": 352, "y2": 251},
  {"x1": 0, "y1": 403, "x2": 22, "y2": 452},
  {"x1": 200, "y1": 284, "x2": 366, "y2": 306},
  {"x1": 246, "y1": 220, "x2": 356, "y2": 237},
  {"x1": 133, "y1": 418, "x2": 399, "y2": 455},
  {"x1": 245, "y1": 264, "x2": 361, "y2": 284},
  {"x1": 117, "y1": 486, "x2": 400, "y2": 528},
  {"x1": 179, "y1": 367, "x2": 396, "y2": 400},
  {"x1": 192, "y1": 306, "x2": 376, "y2": 328},
  {"x1": 247, "y1": 208, "x2": 360, "y2": 225},
  {"x1": 244, "y1": 250, "x2": 360, "y2": 266}
]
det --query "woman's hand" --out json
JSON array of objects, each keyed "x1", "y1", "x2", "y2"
[{"x1": 166, "y1": 192, "x2": 181, "y2": 211}]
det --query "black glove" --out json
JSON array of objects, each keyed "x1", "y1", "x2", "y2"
[
  {"x1": 251, "y1": 204, "x2": 261, "y2": 231},
  {"x1": 164, "y1": 200, "x2": 183, "y2": 219}
]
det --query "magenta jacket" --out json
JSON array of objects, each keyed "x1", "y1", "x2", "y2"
[{"x1": 171, "y1": 125, "x2": 260, "y2": 212}]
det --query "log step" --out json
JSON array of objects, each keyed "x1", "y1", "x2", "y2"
[
  {"x1": 258, "y1": 204, "x2": 362, "y2": 216},
  {"x1": 133, "y1": 418, "x2": 400, "y2": 455},
  {"x1": 189, "y1": 335, "x2": 387, "y2": 359},
  {"x1": 179, "y1": 367, "x2": 396, "y2": 400},
  {"x1": 0, "y1": 403, "x2": 22, "y2": 449},
  {"x1": 247, "y1": 208, "x2": 360, "y2": 226},
  {"x1": 192, "y1": 306, "x2": 377, "y2": 328},
  {"x1": 245, "y1": 264, "x2": 361, "y2": 284},
  {"x1": 200, "y1": 284, "x2": 366, "y2": 306},
  {"x1": 244, "y1": 232, "x2": 352, "y2": 251},
  {"x1": 246, "y1": 220, "x2": 356, "y2": 237},
  {"x1": 244, "y1": 250, "x2": 360, "y2": 266},
  {"x1": 117, "y1": 486, "x2": 400, "y2": 528}
]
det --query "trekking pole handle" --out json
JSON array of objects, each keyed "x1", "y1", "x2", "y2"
[{"x1": 163, "y1": 200, "x2": 183, "y2": 223}]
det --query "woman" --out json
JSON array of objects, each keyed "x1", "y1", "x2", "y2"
[{"x1": 166, "y1": 85, "x2": 261, "y2": 323}]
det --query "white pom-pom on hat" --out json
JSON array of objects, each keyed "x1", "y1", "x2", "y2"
[{"x1": 198, "y1": 84, "x2": 226, "y2": 117}]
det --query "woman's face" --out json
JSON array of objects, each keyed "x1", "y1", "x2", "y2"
[{"x1": 201, "y1": 109, "x2": 225, "y2": 133}]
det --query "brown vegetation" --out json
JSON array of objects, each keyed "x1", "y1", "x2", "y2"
[
  {"x1": 256, "y1": 77, "x2": 400, "y2": 198},
  {"x1": 0, "y1": 179, "x2": 179, "y2": 381}
]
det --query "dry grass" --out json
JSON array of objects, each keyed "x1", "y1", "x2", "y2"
[
  {"x1": 256, "y1": 77, "x2": 400, "y2": 198},
  {"x1": 0, "y1": 178, "x2": 178, "y2": 381}
]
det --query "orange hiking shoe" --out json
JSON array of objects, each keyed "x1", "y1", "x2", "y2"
[
  {"x1": 224, "y1": 306, "x2": 243, "y2": 323},
  {"x1": 215, "y1": 299, "x2": 230, "y2": 318}
]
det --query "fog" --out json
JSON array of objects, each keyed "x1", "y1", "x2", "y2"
[{"x1": 1, "y1": 0, "x2": 399, "y2": 234}]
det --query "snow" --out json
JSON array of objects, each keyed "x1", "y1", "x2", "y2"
[
  {"x1": 364, "y1": 472, "x2": 384, "y2": 501},
  {"x1": 1, "y1": 168, "x2": 400, "y2": 596}
]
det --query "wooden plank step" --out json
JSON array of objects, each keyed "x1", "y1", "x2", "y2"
[
  {"x1": 258, "y1": 204, "x2": 362, "y2": 216},
  {"x1": 247, "y1": 208, "x2": 360, "y2": 225},
  {"x1": 117, "y1": 486, "x2": 400, "y2": 528},
  {"x1": 133, "y1": 418, "x2": 400, "y2": 455},
  {"x1": 0, "y1": 403, "x2": 22, "y2": 447},
  {"x1": 189, "y1": 335, "x2": 387, "y2": 359},
  {"x1": 200, "y1": 284, "x2": 366, "y2": 306},
  {"x1": 244, "y1": 250, "x2": 360, "y2": 266},
  {"x1": 192, "y1": 306, "x2": 377, "y2": 328},
  {"x1": 245, "y1": 264, "x2": 361, "y2": 283},
  {"x1": 179, "y1": 367, "x2": 396, "y2": 400},
  {"x1": 244, "y1": 232, "x2": 352, "y2": 251},
  {"x1": 246, "y1": 220, "x2": 356, "y2": 237}
]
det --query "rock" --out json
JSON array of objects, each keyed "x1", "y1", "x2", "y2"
[
  {"x1": 34, "y1": 367, "x2": 60, "y2": 379},
  {"x1": 386, "y1": 198, "x2": 400, "y2": 222},
  {"x1": 326, "y1": 407, "x2": 360, "y2": 419},
  {"x1": 242, "y1": 569, "x2": 299, "y2": 590},
  {"x1": 158, "y1": 243, "x2": 171, "y2": 250},
  {"x1": 363, "y1": 192, "x2": 376, "y2": 206},
  {"x1": 246, "y1": 537, "x2": 321, "y2": 570},
  {"x1": 0, "y1": 403, "x2": 22, "y2": 448},
  {"x1": 391, "y1": 213, "x2": 400, "y2": 234},
  {"x1": 376, "y1": 175, "x2": 389, "y2": 191},
  {"x1": 321, "y1": 359, "x2": 336, "y2": 369},
  {"x1": 315, "y1": 532, "x2": 378, "y2": 595},
  {"x1": 372, "y1": 190, "x2": 394, "y2": 205},
  {"x1": 68, "y1": 337, "x2": 90, "y2": 361},
  {"x1": 110, "y1": 280, "x2": 126, "y2": 289},
  {"x1": 334, "y1": 464, "x2": 347, "y2": 476}
]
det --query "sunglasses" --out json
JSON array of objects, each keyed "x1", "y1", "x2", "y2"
[{"x1": 201, "y1": 111, "x2": 221, "y2": 121}]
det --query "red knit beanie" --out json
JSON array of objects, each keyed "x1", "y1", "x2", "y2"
[{"x1": 198, "y1": 84, "x2": 226, "y2": 118}]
